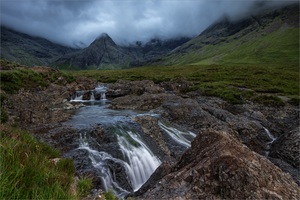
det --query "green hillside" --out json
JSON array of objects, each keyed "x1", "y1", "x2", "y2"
[
  {"x1": 163, "y1": 28, "x2": 299, "y2": 66},
  {"x1": 156, "y1": 4, "x2": 299, "y2": 66}
]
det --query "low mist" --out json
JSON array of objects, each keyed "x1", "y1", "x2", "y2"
[{"x1": 0, "y1": 0, "x2": 297, "y2": 48}]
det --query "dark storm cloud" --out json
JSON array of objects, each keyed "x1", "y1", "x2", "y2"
[{"x1": 0, "y1": 0, "x2": 296, "y2": 47}]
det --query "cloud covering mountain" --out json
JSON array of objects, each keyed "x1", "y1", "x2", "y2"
[{"x1": 0, "y1": 0, "x2": 296, "y2": 47}]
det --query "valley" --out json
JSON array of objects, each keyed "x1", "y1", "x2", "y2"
[{"x1": 0, "y1": 2, "x2": 299, "y2": 200}]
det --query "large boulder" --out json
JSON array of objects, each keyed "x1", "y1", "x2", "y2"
[
  {"x1": 135, "y1": 130, "x2": 300, "y2": 199},
  {"x1": 270, "y1": 127, "x2": 300, "y2": 169}
]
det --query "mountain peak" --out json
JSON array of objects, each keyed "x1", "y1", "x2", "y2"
[
  {"x1": 90, "y1": 32, "x2": 117, "y2": 48},
  {"x1": 96, "y1": 32, "x2": 111, "y2": 39}
]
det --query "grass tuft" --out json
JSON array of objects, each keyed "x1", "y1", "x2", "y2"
[{"x1": 0, "y1": 124, "x2": 91, "y2": 199}]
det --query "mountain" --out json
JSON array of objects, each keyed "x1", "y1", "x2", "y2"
[
  {"x1": 54, "y1": 34, "x2": 190, "y2": 70},
  {"x1": 1, "y1": 3, "x2": 298, "y2": 69},
  {"x1": 0, "y1": 26, "x2": 77, "y2": 66},
  {"x1": 123, "y1": 37, "x2": 191, "y2": 67},
  {"x1": 53, "y1": 33, "x2": 131, "y2": 70},
  {"x1": 152, "y1": 3, "x2": 299, "y2": 66}
]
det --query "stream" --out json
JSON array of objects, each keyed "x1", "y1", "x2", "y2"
[{"x1": 64, "y1": 86, "x2": 196, "y2": 197}]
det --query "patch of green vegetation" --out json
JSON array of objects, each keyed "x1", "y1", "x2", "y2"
[
  {"x1": 0, "y1": 59, "x2": 21, "y2": 69},
  {"x1": 159, "y1": 27, "x2": 299, "y2": 66},
  {"x1": 78, "y1": 177, "x2": 93, "y2": 197},
  {"x1": 221, "y1": 28, "x2": 299, "y2": 64},
  {"x1": 0, "y1": 125, "x2": 91, "y2": 199},
  {"x1": 0, "y1": 68, "x2": 48, "y2": 93},
  {"x1": 0, "y1": 59, "x2": 75, "y2": 94},
  {"x1": 288, "y1": 96, "x2": 300, "y2": 107},
  {"x1": 69, "y1": 63, "x2": 299, "y2": 105},
  {"x1": 251, "y1": 95, "x2": 285, "y2": 107},
  {"x1": 0, "y1": 107, "x2": 8, "y2": 123},
  {"x1": 103, "y1": 189, "x2": 118, "y2": 200}
]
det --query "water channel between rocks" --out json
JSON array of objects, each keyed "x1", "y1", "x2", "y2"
[{"x1": 64, "y1": 86, "x2": 196, "y2": 198}]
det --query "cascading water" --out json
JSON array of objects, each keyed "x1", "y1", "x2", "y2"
[
  {"x1": 66, "y1": 87, "x2": 164, "y2": 197},
  {"x1": 78, "y1": 130, "x2": 132, "y2": 196},
  {"x1": 66, "y1": 85, "x2": 197, "y2": 197},
  {"x1": 158, "y1": 121, "x2": 196, "y2": 148},
  {"x1": 70, "y1": 84, "x2": 107, "y2": 103},
  {"x1": 263, "y1": 127, "x2": 276, "y2": 157},
  {"x1": 73, "y1": 120, "x2": 161, "y2": 197},
  {"x1": 116, "y1": 126, "x2": 161, "y2": 191}
]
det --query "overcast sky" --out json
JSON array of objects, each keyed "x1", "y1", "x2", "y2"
[{"x1": 0, "y1": 0, "x2": 296, "y2": 48}]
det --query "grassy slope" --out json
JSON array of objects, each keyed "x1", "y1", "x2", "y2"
[
  {"x1": 70, "y1": 61, "x2": 299, "y2": 105},
  {"x1": 159, "y1": 26, "x2": 299, "y2": 66},
  {"x1": 0, "y1": 124, "x2": 92, "y2": 199}
]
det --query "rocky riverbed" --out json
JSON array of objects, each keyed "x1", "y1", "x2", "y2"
[{"x1": 2, "y1": 78, "x2": 299, "y2": 199}]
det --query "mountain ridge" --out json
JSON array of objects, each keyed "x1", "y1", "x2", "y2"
[
  {"x1": 1, "y1": 3, "x2": 298, "y2": 69},
  {"x1": 152, "y1": 3, "x2": 299, "y2": 66},
  {"x1": 0, "y1": 26, "x2": 77, "y2": 66}
]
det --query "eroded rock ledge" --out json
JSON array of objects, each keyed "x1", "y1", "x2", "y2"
[{"x1": 134, "y1": 130, "x2": 300, "y2": 199}]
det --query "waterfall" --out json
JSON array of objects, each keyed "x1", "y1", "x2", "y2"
[
  {"x1": 158, "y1": 121, "x2": 196, "y2": 148},
  {"x1": 90, "y1": 91, "x2": 95, "y2": 101},
  {"x1": 66, "y1": 93, "x2": 195, "y2": 197},
  {"x1": 76, "y1": 123, "x2": 161, "y2": 197},
  {"x1": 70, "y1": 85, "x2": 107, "y2": 102},
  {"x1": 263, "y1": 127, "x2": 276, "y2": 157},
  {"x1": 72, "y1": 90, "x2": 84, "y2": 101},
  {"x1": 116, "y1": 126, "x2": 161, "y2": 191},
  {"x1": 95, "y1": 85, "x2": 107, "y2": 100},
  {"x1": 78, "y1": 130, "x2": 130, "y2": 197}
]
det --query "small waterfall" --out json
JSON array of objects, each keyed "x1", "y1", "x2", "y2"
[
  {"x1": 263, "y1": 127, "x2": 276, "y2": 157},
  {"x1": 116, "y1": 126, "x2": 161, "y2": 191},
  {"x1": 70, "y1": 85, "x2": 107, "y2": 102},
  {"x1": 72, "y1": 90, "x2": 84, "y2": 101},
  {"x1": 158, "y1": 121, "x2": 196, "y2": 148},
  {"x1": 78, "y1": 131, "x2": 130, "y2": 197},
  {"x1": 90, "y1": 91, "x2": 95, "y2": 101},
  {"x1": 95, "y1": 85, "x2": 107, "y2": 100},
  {"x1": 76, "y1": 124, "x2": 161, "y2": 197}
]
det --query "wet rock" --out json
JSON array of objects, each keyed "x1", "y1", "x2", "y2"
[
  {"x1": 133, "y1": 115, "x2": 171, "y2": 158},
  {"x1": 158, "y1": 96, "x2": 223, "y2": 131},
  {"x1": 107, "y1": 80, "x2": 164, "y2": 98},
  {"x1": 135, "y1": 130, "x2": 300, "y2": 199},
  {"x1": 36, "y1": 126, "x2": 79, "y2": 153},
  {"x1": 132, "y1": 161, "x2": 172, "y2": 197},
  {"x1": 110, "y1": 93, "x2": 168, "y2": 111},
  {"x1": 270, "y1": 127, "x2": 300, "y2": 169},
  {"x1": 160, "y1": 78, "x2": 194, "y2": 93}
]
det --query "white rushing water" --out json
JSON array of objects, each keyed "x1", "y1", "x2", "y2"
[
  {"x1": 78, "y1": 131, "x2": 129, "y2": 196},
  {"x1": 70, "y1": 85, "x2": 107, "y2": 102},
  {"x1": 68, "y1": 86, "x2": 197, "y2": 197},
  {"x1": 263, "y1": 127, "x2": 276, "y2": 157},
  {"x1": 117, "y1": 127, "x2": 161, "y2": 191},
  {"x1": 77, "y1": 124, "x2": 161, "y2": 196},
  {"x1": 158, "y1": 121, "x2": 196, "y2": 148}
]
